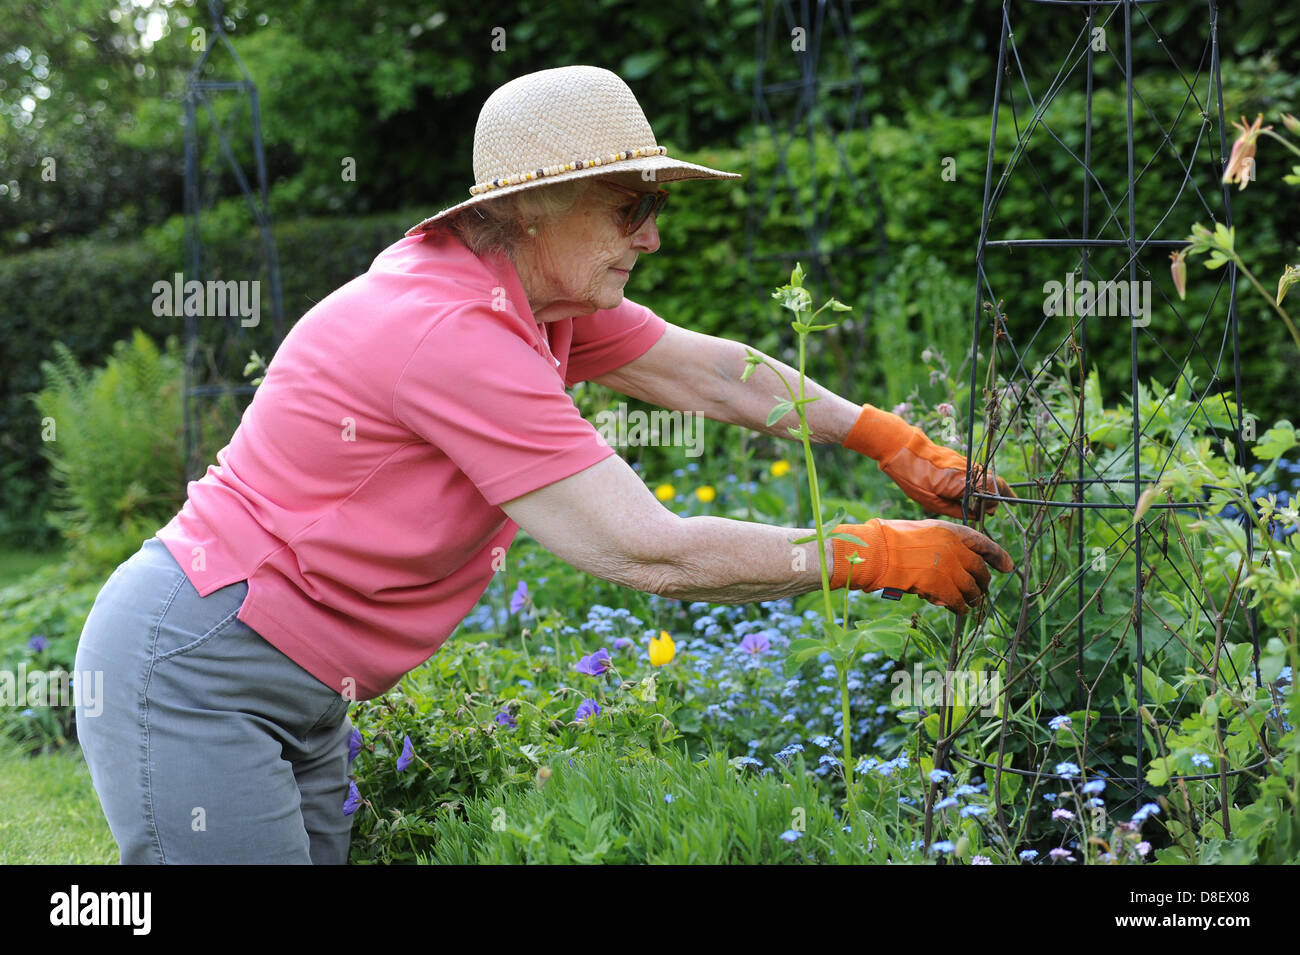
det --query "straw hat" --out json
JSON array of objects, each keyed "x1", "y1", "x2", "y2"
[{"x1": 404, "y1": 65, "x2": 741, "y2": 236}]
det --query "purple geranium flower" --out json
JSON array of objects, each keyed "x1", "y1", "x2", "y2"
[
  {"x1": 739, "y1": 633, "x2": 770, "y2": 655},
  {"x1": 343, "y1": 780, "x2": 361, "y2": 816},
  {"x1": 347, "y1": 727, "x2": 363, "y2": 765},
  {"x1": 575, "y1": 698, "x2": 600, "y2": 722},
  {"x1": 396, "y1": 735, "x2": 415, "y2": 771},
  {"x1": 574, "y1": 648, "x2": 612, "y2": 676},
  {"x1": 509, "y1": 581, "x2": 529, "y2": 614},
  {"x1": 613, "y1": 637, "x2": 633, "y2": 650},
  {"x1": 28, "y1": 634, "x2": 48, "y2": 653},
  {"x1": 495, "y1": 708, "x2": 517, "y2": 729}
]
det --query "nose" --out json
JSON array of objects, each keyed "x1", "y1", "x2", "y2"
[{"x1": 631, "y1": 214, "x2": 660, "y2": 253}]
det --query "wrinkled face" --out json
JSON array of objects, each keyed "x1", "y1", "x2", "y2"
[{"x1": 513, "y1": 173, "x2": 664, "y2": 320}]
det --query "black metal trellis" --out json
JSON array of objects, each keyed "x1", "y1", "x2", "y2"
[
  {"x1": 746, "y1": 0, "x2": 889, "y2": 392},
  {"x1": 181, "y1": 0, "x2": 285, "y2": 482},
  {"x1": 956, "y1": 0, "x2": 1270, "y2": 825}
]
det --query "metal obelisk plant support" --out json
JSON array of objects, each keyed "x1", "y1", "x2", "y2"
[
  {"x1": 182, "y1": 0, "x2": 285, "y2": 482},
  {"x1": 938, "y1": 0, "x2": 1267, "y2": 842}
]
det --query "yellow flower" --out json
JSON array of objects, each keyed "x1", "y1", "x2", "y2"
[
  {"x1": 649, "y1": 630, "x2": 676, "y2": 666},
  {"x1": 695, "y1": 485, "x2": 716, "y2": 503},
  {"x1": 654, "y1": 483, "x2": 676, "y2": 501},
  {"x1": 771, "y1": 460, "x2": 791, "y2": 478}
]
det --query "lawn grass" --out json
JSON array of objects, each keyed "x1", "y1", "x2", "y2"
[
  {"x1": 0, "y1": 545, "x2": 65, "y2": 588},
  {"x1": 0, "y1": 541, "x2": 117, "y2": 864},
  {"x1": 0, "y1": 736, "x2": 118, "y2": 864}
]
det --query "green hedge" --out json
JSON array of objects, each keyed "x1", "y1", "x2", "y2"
[
  {"x1": 2, "y1": 65, "x2": 1297, "y2": 546},
  {"x1": 0, "y1": 209, "x2": 421, "y2": 548}
]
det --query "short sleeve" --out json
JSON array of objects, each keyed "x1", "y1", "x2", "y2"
[
  {"x1": 393, "y1": 307, "x2": 616, "y2": 505},
  {"x1": 563, "y1": 297, "x2": 668, "y2": 387}
]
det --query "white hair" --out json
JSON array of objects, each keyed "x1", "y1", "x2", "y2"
[{"x1": 436, "y1": 179, "x2": 596, "y2": 260}]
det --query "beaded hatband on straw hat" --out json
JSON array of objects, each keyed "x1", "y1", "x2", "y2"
[{"x1": 404, "y1": 64, "x2": 741, "y2": 236}]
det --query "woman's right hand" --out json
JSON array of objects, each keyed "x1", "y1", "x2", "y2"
[{"x1": 830, "y1": 518, "x2": 1015, "y2": 614}]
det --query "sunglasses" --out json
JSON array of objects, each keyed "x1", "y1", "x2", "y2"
[{"x1": 593, "y1": 180, "x2": 669, "y2": 235}]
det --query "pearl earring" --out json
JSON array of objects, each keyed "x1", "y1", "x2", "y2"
[{"x1": 527, "y1": 225, "x2": 537, "y2": 237}]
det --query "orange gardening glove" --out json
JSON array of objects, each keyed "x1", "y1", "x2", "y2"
[
  {"x1": 842, "y1": 403, "x2": 1014, "y2": 519},
  {"x1": 829, "y1": 518, "x2": 1015, "y2": 614}
]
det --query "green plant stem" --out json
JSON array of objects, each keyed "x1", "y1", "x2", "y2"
[
  {"x1": 793, "y1": 315, "x2": 861, "y2": 818},
  {"x1": 793, "y1": 328, "x2": 836, "y2": 625},
  {"x1": 763, "y1": 280, "x2": 863, "y2": 831},
  {"x1": 838, "y1": 663, "x2": 859, "y2": 818},
  {"x1": 1228, "y1": 252, "x2": 1300, "y2": 355},
  {"x1": 1260, "y1": 128, "x2": 1300, "y2": 161}
]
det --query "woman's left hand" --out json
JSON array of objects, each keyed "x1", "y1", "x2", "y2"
[{"x1": 841, "y1": 403, "x2": 1014, "y2": 520}]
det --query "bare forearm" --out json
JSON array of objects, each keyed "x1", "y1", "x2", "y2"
[
  {"x1": 596, "y1": 327, "x2": 864, "y2": 446},
  {"x1": 704, "y1": 337, "x2": 861, "y2": 446},
  {"x1": 504, "y1": 454, "x2": 846, "y2": 605},
  {"x1": 633, "y1": 515, "x2": 838, "y2": 604}
]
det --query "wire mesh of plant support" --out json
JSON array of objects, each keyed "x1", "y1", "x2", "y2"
[{"x1": 942, "y1": 0, "x2": 1280, "y2": 832}]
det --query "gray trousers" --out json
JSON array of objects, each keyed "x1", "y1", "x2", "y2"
[{"x1": 74, "y1": 536, "x2": 355, "y2": 864}]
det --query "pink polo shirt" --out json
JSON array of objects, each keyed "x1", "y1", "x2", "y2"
[{"x1": 155, "y1": 229, "x2": 667, "y2": 701}]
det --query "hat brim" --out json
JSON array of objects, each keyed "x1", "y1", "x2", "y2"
[{"x1": 404, "y1": 155, "x2": 741, "y2": 237}]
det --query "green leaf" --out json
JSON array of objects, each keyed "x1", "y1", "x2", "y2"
[
  {"x1": 821, "y1": 620, "x2": 849, "y2": 644},
  {"x1": 790, "y1": 262, "x2": 805, "y2": 287},
  {"x1": 826, "y1": 530, "x2": 868, "y2": 546},
  {"x1": 620, "y1": 50, "x2": 665, "y2": 80},
  {"x1": 854, "y1": 618, "x2": 911, "y2": 659},
  {"x1": 1146, "y1": 755, "x2": 1173, "y2": 787},
  {"x1": 1260, "y1": 638, "x2": 1287, "y2": 683},
  {"x1": 750, "y1": 488, "x2": 786, "y2": 519},
  {"x1": 997, "y1": 769, "x2": 1022, "y2": 804},
  {"x1": 819, "y1": 508, "x2": 848, "y2": 528},
  {"x1": 921, "y1": 712, "x2": 941, "y2": 741},
  {"x1": 1253, "y1": 421, "x2": 1297, "y2": 461},
  {"x1": 786, "y1": 638, "x2": 826, "y2": 664},
  {"x1": 766, "y1": 400, "x2": 795, "y2": 427},
  {"x1": 1140, "y1": 666, "x2": 1178, "y2": 706},
  {"x1": 772, "y1": 286, "x2": 812, "y2": 314}
]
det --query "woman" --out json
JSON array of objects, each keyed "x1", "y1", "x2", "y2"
[{"x1": 74, "y1": 65, "x2": 1013, "y2": 864}]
